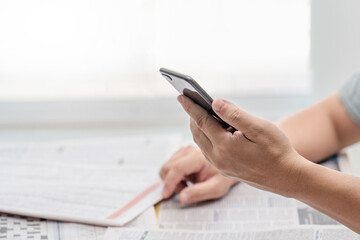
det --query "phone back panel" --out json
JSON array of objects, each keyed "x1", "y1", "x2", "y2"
[
  {"x1": 160, "y1": 68, "x2": 214, "y2": 114},
  {"x1": 160, "y1": 68, "x2": 234, "y2": 130}
]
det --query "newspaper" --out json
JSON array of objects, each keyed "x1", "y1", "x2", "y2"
[
  {"x1": 125, "y1": 206, "x2": 158, "y2": 229},
  {"x1": 158, "y1": 155, "x2": 349, "y2": 230},
  {"x1": 158, "y1": 183, "x2": 338, "y2": 230},
  {"x1": 103, "y1": 226, "x2": 359, "y2": 240},
  {"x1": 0, "y1": 213, "x2": 106, "y2": 240},
  {"x1": 0, "y1": 207, "x2": 157, "y2": 240},
  {"x1": 0, "y1": 135, "x2": 181, "y2": 226}
]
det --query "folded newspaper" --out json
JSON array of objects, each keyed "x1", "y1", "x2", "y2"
[
  {"x1": 0, "y1": 206, "x2": 157, "y2": 240},
  {"x1": 0, "y1": 135, "x2": 181, "y2": 226}
]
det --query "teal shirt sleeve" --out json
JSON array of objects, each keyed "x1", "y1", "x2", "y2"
[{"x1": 339, "y1": 73, "x2": 360, "y2": 126}]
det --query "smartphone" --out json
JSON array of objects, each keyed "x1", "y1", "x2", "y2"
[{"x1": 160, "y1": 68, "x2": 234, "y2": 131}]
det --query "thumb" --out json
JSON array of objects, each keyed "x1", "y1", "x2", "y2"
[
  {"x1": 212, "y1": 98, "x2": 260, "y2": 138},
  {"x1": 178, "y1": 176, "x2": 230, "y2": 204}
]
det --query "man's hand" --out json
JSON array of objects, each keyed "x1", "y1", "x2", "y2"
[
  {"x1": 177, "y1": 95, "x2": 307, "y2": 197},
  {"x1": 159, "y1": 145, "x2": 238, "y2": 204}
]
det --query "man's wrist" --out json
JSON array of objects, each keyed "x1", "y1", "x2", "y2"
[{"x1": 279, "y1": 153, "x2": 314, "y2": 199}]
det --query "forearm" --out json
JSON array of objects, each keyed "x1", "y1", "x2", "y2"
[
  {"x1": 278, "y1": 93, "x2": 360, "y2": 162},
  {"x1": 277, "y1": 93, "x2": 360, "y2": 232},
  {"x1": 293, "y1": 158, "x2": 360, "y2": 233}
]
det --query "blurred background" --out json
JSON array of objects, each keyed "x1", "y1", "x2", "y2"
[{"x1": 0, "y1": 0, "x2": 359, "y2": 131}]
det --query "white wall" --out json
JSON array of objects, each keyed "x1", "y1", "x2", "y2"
[
  {"x1": 0, "y1": 0, "x2": 310, "y2": 101},
  {"x1": 1, "y1": 1, "x2": 360, "y2": 128},
  {"x1": 311, "y1": 0, "x2": 360, "y2": 100}
]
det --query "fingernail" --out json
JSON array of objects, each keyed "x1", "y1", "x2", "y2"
[
  {"x1": 177, "y1": 95, "x2": 184, "y2": 104},
  {"x1": 213, "y1": 99, "x2": 225, "y2": 113}
]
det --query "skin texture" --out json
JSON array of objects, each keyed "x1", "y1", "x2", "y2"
[{"x1": 159, "y1": 93, "x2": 360, "y2": 233}]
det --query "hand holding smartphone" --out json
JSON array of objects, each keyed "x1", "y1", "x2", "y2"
[{"x1": 160, "y1": 68, "x2": 235, "y2": 131}]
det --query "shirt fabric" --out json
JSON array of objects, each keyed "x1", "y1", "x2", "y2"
[{"x1": 339, "y1": 73, "x2": 360, "y2": 126}]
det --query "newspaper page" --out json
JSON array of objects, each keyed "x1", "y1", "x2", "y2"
[
  {"x1": 0, "y1": 213, "x2": 106, "y2": 240},
  {"x1": 0, "y1": 206, "x2": 158, "y2": 239},
  {"x1": 103, "y1": 226, "x2": 359, "y2": 240},
  {"x1": 0, "y1": 134, "x2": 181, "y2": 226},
  {"x1": 124, "y1": 206, "x2": 158, "y2": 229},
  {"x1": 158, "y1": 157, "x2": 344, "y2": 230}
]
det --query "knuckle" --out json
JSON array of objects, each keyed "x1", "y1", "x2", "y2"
[
  {"x1": 229, "y1": 110, "x2": 241, "y2": 123},
  {"x1": 252, "y1": 128, "x2": 264, "y2": 140},
  {"x1": 172, "y1": 162, "x2": 183, "y2": 172},
  {"x1": 176, "y1": 146, "x2": 188, "y2": 155},
  {"x1": 161, "y1": 164, "x2": 169, "y2": 174},
  {"x1": 252, "y1": 121, "x2": 266, "y2": 134},
  {"x1": 184, "y1": 145, "x2": 198, "y2": 157},
  {"x1": 178, "y1": 145, "x2": 192, "y2": 156},
  {"x1": 195, "y1": 114, "x2": 208, "y2": 129},
  {"x1": 244, "y1": 122, "x2": 266, "y2": 141}
]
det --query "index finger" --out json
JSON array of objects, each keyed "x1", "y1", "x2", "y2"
[
  {"x1": 161, "y1": 151, "x2": 205, "y2": 198},
  {"x1": 178, "y1": 95, "x2": 226, "y2": 142}
]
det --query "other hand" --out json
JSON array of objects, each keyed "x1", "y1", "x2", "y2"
[{"x1": 159, "y1": 145, "x2": 238, "y2": 204}]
